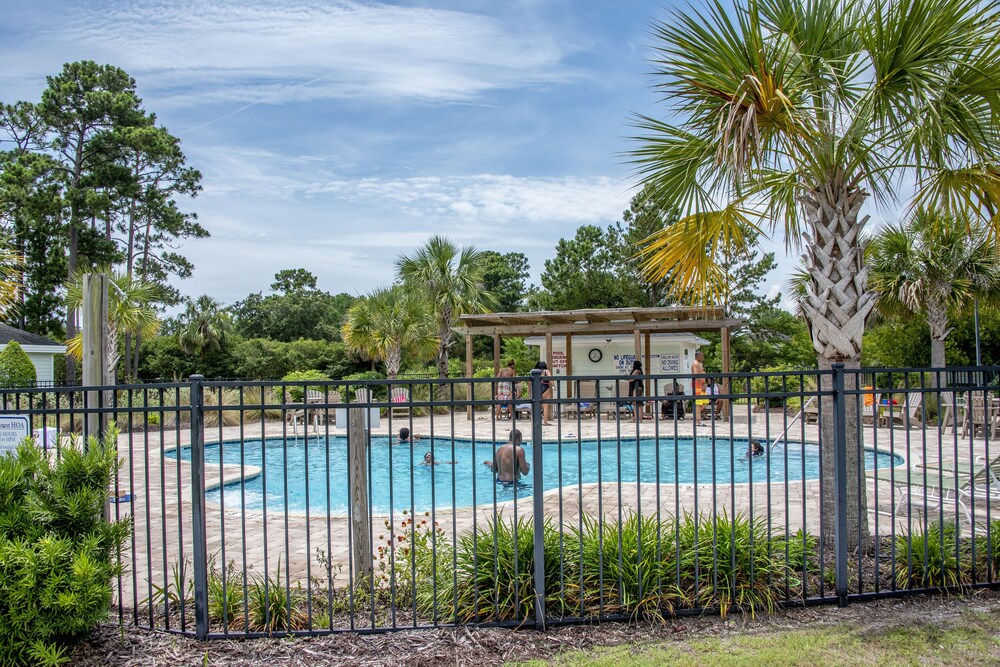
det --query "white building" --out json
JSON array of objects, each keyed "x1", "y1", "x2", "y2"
[
  {"x1": 523, "y1": 333, "x2": 709, "y2": 395},
  {"x1": 0, "y1": 323, "x2": 66, "y2": 384}
]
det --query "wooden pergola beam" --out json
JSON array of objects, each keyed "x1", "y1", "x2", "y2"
[{"x1": 454, "y1": 319, "x2": 741, "y2": 337}]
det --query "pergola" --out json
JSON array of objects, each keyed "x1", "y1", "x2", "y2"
[{"x1": 454, "y1": 306, "x2": 742, "y2": 413}]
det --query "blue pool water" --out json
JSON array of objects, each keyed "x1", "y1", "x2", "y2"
[{"x1": 173, "y1": 436, "x2": 902, "y2": 514}]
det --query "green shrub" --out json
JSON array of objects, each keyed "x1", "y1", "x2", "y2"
[
  {"x1": 574, "y1": 512, "x2": 682, "y2": 619},
  {"x1": 245, "y1": 560, "x2": 306, "y2": 632},
  {"x1": 207, "y1": 557, "x2": 244, "y2": 626},
  {"x1": 894, "y1": 522, "x2": 971, "y2": 589},
  {"x1": 977, "y1": 519, "x2": 1000, "y2": 579},
  {"x1": 676, "y1": 512, "x2": 785, "y2": 617},
  {"x1": 374, "y1": 511, "x2": 446, "y2": 608},
  {"x1": 431, "y1": 517, "x2": 566, "y2": 623},
  {"x1": 774, "y1": 529, "x2": 819, "y2": 574},
  {"x1": 0, "y1": 428, "x2": 130, "y2": 666},
  {"x1": 746, "y1": 367, "x2": 811, "y2": 409},
  {"x1": 281, "y1": 369, "x2": 331, "y2": 402},
  {"x1": 0, "y1": 341, "x2": 37, "y2": 388}
]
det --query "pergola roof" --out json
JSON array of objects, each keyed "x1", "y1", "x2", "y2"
[{"x1": 454, "y1": 306, "x2": 741, "y2": 337}]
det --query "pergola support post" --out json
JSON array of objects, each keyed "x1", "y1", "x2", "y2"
[
  {"x1": 720, "y1": 325, "x2": 731, "y2": 418},
  {"x1": 466, "y1": 334, "x2": 474, "y2": 421}
]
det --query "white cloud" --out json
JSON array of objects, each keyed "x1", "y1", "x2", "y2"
[
  {"x1": 309, "y1": 173, "x2": 631, "y2": 225},
  {"x1": 9, "y1": 0, "x2": 574, "y2": 109}
]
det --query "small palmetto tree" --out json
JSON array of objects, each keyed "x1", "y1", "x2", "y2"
[
  {"x1": 65, "y1": 269, "x2": 161, "y2": 384},
  {"x1": 868, "y1": 210, "x2": 1000, "y2": 385},
  {"x1": 630, "y1": 0, "x2": 1000, "y2": 547},
  {"x1": 178, "y1": 295, "x2": 232, "y2": 364},
  {"x1": 341, "y1": 285, "x2": 437, "y2": 379},
  {"x1": 396, "y1": 236, "x2": 495, "y2": 384}
]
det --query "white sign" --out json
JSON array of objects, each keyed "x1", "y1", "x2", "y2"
[
  {"x1": 659, "y1": 354, "x2": 680, "y2": 373},
  {"x1": 613, "y1": 354, "x2": 635, "y2": 374},
  {"x1": 0, "y1": 415, "x2": 30, "y2": 456}
]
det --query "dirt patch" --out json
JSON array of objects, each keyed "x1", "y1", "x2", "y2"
[{"x1": 70, "y1": 590, "x2": 1000, "y2": 666}]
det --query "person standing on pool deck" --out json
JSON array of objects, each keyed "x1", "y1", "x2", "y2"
[
  {"x1": 535, "y1": 361, "x2": 554, "y2": 425},
  {"x1": 628, "y1": 359, "x2": 644, "y2": 422},
  {"x1": 495, "y1": 359, "x2": 516, "y2": 419},
  {"x1": 692, "y1": 351, "x2": 709, "y2": 426},
  {"x1": 482, "y1": 429, "x2": 530, "y2": 483}
]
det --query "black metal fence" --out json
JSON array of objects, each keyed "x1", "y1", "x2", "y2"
[{"x1": 3, "y1": 364, "x2": 1000, "y2": 638}]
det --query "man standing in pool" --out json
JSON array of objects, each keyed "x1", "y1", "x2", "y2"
[{"x1": 483, "y1": 429, "x2": 530, "y2": 483}]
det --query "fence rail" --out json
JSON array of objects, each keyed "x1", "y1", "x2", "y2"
[{"x1": 3, "y1": 364, "x2": 1000, "y2": 638}]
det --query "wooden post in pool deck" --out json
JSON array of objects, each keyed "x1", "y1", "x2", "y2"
[
  {"x1": 348, "y1": 408, "x2": 372, "y2": 582},
  {"x1": 81, "y1": 273, "x2": 108, "y2": 441}
]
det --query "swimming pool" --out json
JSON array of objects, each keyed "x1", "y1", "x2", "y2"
[{"x1": 173, "y1": 436, "x2": 902, "y2": 514}]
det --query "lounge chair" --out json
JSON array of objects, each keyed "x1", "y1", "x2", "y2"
[
  {"x1": 390, "y1": 386, "x2": 410, "y2": 419},
  {"x1": 962, "y1": 395, "x2": 1000, "y2": 439},
  {"x1": 879, "y1": 392, "x2": 923, "y2": 428},
  {"x1": 871, "y1": 454, "x2": 1000, "y2": 525},
  {"x1": 562, "y1": 380, "x2": 598, "y2": 419}
]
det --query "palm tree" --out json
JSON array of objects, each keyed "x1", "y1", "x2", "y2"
[
  {"x1": 396, "y1": 236, "x2": 495, "y2": 383},
  {"x1": 630, "y1": 0, "x2": 1000, "y2": 548},
  {"x1": 868, "y1": 210, "x2": 1000, "y2": 385},
  {"x1": 341, "y1": 286, "x2": 436, "y2": 379},
  {"x1": 178, "y1": 296, "x2": 231, "y2": 364},
  {"x1": 65, "y1": 268, "x2": 161, "y2": 383}
]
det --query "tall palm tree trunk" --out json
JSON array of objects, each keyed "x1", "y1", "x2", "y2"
[
  {"x1": 799, "y1": 177, "x2": 876, "y2": 551},
  {"x1": 927, "y1": 300, "x2": 949, "y2": 390}
]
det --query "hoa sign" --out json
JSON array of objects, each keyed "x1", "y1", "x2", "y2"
[{"x1": 0, "y1": 414, "x2": 29, "y2": 456}]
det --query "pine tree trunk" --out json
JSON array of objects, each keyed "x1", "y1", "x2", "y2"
[{"x1": 799, "y1": 176, "x2": 875, "y2": 552}]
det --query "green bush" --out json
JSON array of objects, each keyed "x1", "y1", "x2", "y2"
[
  {"x1": 574, "y1": 512, "x2": 682, "y2": 619},
  {"x1": 894, "y1": 521, "x2": 971, "y2": 589},
  {"x1": 281, "y1": 369, "x2": 331, "y2": 402},
  {"x1": 0, "y1": 428, "x2": 130, "y2": 666},
  {"x1": 675, "y1": 512, "x2": 787, "y2": 617},
  {"x1": 430, "y1": 517, "x2": 566, "y2": 623},
  {"x1": 0, "y1": 341, "x2": 37, "y2": 388},
  {"x1": 745, "y1": 367, "x2": 812, "y2": 409}
]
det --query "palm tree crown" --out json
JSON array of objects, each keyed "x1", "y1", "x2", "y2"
[
  {"x1": 868, "y1": 209, "x2": 1000, "y2": 376},
  {"x1": 632, "y1": 0, "x2": 1000, "y2": 361},
  {"x1": 65, "y1": 268, "x2": 161, "y2": 382},
  {"x1": 396, "y1": 236, "x2": 495, "y2": 380},
  {"x1": 342, "y1": 285, "x2": 436, "y2": 379},
  {"x1": 178, "y1": 295, "x2": 231, "y2": 363}
]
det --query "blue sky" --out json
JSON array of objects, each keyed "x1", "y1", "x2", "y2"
[{"x1": 1, "y1": 0, "x2": 799, "y2": 308}]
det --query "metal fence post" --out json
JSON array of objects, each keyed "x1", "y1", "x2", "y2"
[
  {"x1": 831, "y1": 363, "x2": 849, "y2": 607},
  {"x1": 529, "y1": 368, "x2": 546, "y2": 630},
  {"x1": 188, "y1": 374, "x2": 210, "y2": 639}
]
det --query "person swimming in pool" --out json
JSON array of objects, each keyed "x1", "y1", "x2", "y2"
[
  {"x1": 398, "y1": 427, "x2": 420, "y2": 444},
  {"x1": 422, "y1": 451, "x2": 453, "y2": 465},
  {"x1": 482, "y1": 428, "x2": 530, "y2": 483},
  {"x1": 748, "y1": 440, "x2": 765, "y2": 457}
]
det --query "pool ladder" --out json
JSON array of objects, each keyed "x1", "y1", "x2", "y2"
[{"x1": 769, "y1": 396, "x2": 816, "y2": 452}]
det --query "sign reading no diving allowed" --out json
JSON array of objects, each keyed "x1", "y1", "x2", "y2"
[{"x1": 0, "y1": 415, "x2": 29, "y2": 456}]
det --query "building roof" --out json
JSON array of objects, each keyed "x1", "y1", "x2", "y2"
[
  {"x1": 455, "y1": 306, "x2": 740, "y2": 337},
  {"x1": 0, "y1": 322, "x2": 64, "y2": 348}
]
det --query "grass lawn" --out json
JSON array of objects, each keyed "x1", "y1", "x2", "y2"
[{"x1": 517, "y1": 609, "x2": 1000, "y2": 666}]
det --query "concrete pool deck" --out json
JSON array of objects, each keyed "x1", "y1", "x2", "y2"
[{"x1": 108, "y1": 408, "x2": 994, "y2": 621}]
